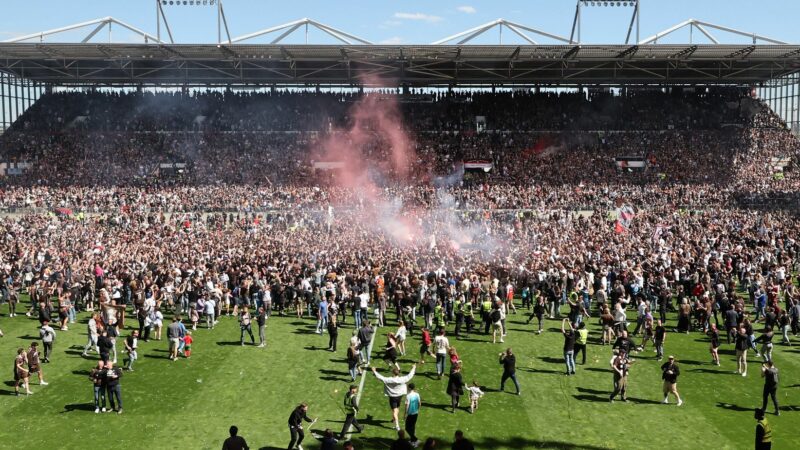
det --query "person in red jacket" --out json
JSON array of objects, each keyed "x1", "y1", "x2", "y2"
[{"x1": 418, "y1": 327, "x2": 433, "y2": 364}]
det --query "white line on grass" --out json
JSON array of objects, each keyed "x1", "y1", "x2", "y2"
[{"x1": 344, "y1": 323, "x2": 379, "y2": 441}]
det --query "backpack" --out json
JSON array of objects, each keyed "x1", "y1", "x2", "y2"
[{"x1": 490, "y1": 309, "x2": 501, "y2": 323}]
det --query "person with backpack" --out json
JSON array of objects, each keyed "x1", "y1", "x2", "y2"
[
  {"x1": 39, "y1": 319, "x2": 56, "y2": 363},
  {"x1": 490, "y1": 305, "x2": 503, "y2": 344}
]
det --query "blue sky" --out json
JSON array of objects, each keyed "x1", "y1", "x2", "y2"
[{"x1": 0, "y1": 0, "x2": 797, "y2": 45}]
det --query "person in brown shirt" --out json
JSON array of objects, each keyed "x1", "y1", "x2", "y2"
[{"x1": 27, "y1": 342, "x2": 48, "y2": 386}]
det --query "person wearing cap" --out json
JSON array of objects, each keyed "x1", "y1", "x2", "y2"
[
  {"x1": 340, "y1": 385, "x2": 363, "y2": 439},
  {"x1": 660, "y1": 356, "x2": 682, "y2": 406}
]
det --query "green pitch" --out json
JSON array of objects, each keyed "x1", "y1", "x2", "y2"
[{"x1": 0, "y1": 305, "x2": 797, "y2": 450}]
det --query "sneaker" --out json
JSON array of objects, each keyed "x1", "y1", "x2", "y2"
[
  {"x1": 94, "y1": 408, "x2": 100, "y2": 414},
  {"x1": 297, "y1": 446, "x2": 304, "y2": 450},
  {"x1": 677, "y1": 400, "x2": 683, "y2": 407},
  {"x1": 101, "y1": 407, "x2": 107, "y2": 412},
  {"x1": 40, "y1": 381, "x2": 48, "y2": 386},
  {"x1": 662, "y1": 399, "x2": 669, "y2": 404},
  {"x1": 117, "y1": 409, "x2": 123, "y2": 415},
  {"x1": 742, "y1": 372, "x2": 747, "y2": 377}
]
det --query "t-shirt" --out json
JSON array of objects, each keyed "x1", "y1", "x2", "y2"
[
  {"x1": 764, "y1": 367, "x2": 779, "y2": 388},
  {"x1": 222, "y1": 435, "x2": 249, "y2": 450},
  {"x1": 167, "y1": 322, "x2": 182, "y2": 339},
  {"x1": 434, "y1": 335, "x2": 450, "y2": 354},
  {"x1": 406, "y1": 391, "x2": 420, "y2": 415}
]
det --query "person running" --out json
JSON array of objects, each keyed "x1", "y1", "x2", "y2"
[
  {"x1": 660, "y1": 355, "x2": 683, "y2": 406},
  {"x1": 26, "y1": 342, "x2": 48, "y2": 386},
  {"x1": 105, "y1": 361, "x2": 123, "y2": 414},
  {"x1": 13, "y1": 348, "x2": 32, "y2": 396},
  {"x1": 384, "y1": 333, "x2": 400, "y2": 370},
  {"x1": 396, "y1": 321, "x2": 407, "y2": 356},
  {"x1": 433, "y1": 329, "x2": 450, "y2": 379},
  {"x1": 754, "y1": 408, "x2": 773, "y2": 450},
  {"x1": 239, "y1": 307, "x2": 255, "y2": 346},
  {"x1": 222, "y1": 425, "x2": 250, "y2": 450},
  {"x1": 466, "y1": 380, "x2": 484, "y2": 414},
  {"x1": 404, "y1": 383, "x2": 421, "y2": 447},
  {"x1": 446, "y1": 361, "x2": 465, "y2": 413},
  {"x1": 90, "y1": 360, "x2": 106, "y2": 412},
  {"x1": 561, "y1": 319, "x2": 576, "y2": 375},
  {"x1": 123, "y1": 330, "x2": 138, "y2": 371},
  {"x1": 418, "y1": 327, "x2": 433, "y2": 364},
  {"x1": 609, "y1": 350, "x2": 630, "y2": 403},
  {"x1": 499, "y1": 348, "x2": 520, "y2": 395},
  {"x1": 372, "y1": 364, "x2": 417, "y2": 431},
  {"x1": 287, "y1": 403, "x2": 315, "y2": 450},
  {"x1": 761, "y1": 361, "x2": 780, "y2": 416},
  {"x1": 339, "y1": 385, "x2": 364, "y2": 439}
]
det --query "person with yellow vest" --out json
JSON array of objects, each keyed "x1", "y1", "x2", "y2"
[{"x1": 754, "y1": 408, "x2": 772, "y2": 450}]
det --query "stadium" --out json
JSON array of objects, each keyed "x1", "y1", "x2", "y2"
[{"x1": 0, "y1": 1, "x2": 799, "y2": 449}]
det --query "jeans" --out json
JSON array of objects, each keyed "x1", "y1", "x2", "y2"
[
  {"x1": 761, "y1": 343, "x2": 773, "y2": 362},
  {"x1": 240, "y1": 325, "x2": 255, "y2": 344},
  {"x1": 762, "y1": 386, "x2": 779, "y2": 413},
  {"x1": 288, "y1": 426, "x2": 305, "y2": 450},
  {"x1": 93, "y1": 385, "x2": 106, "y2": 409},
  {"x1": 83, "y1": 335, "x2": 98, "y2": 354},
  {"x1": 436, "y1": 353, "x2": 446, "y2": 376},
  {"x1": 354, "y1": 310, "x2": 362, "y2": 329},
  {"x1": 782, "y1": 325, "x2": 791, "y2": 344},
  {"x1": 500, "y1": 372, "x2": 520, "y2": 394},
  {"x1": 126, "y1": 350, "x2": 137, "y2": 369},
  {"x1": 564, "y1": 350, "x2": 576, "y2": 373},
  {"x1": 340, "y1": 413, "x2": 363, "y2": 438},
  {"x1": 206, "y1": 312, "x2": 215, "y2": 328},
  {"x1": 348, "y1": 363, "x2": 358, "y2": 381},
  {"x1": 67, "y1": 306, "x2": 76, "y2": 323},
  {"x1": 43, "y1": 341, "x2": 53, "y2": 361},
  {"x1": 316, "y1": 316, "x2": 328, "y2": 334},
  {"x1": 259, "y1": 324, "x2": 266, "y2": 345},
  {"x1": 107, "y1": 384, "x2": 122, "y2": 410}
]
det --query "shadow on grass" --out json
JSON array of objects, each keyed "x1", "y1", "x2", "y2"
[
  {"x1": 584, "y1": 368, "x2": 607, "y2": 373},
  {"x1": 216, "y1": 341, "x2": 245, "y2": 346},
  {"x1": 62, "y1": 403, "x2": 95, "y2": 413},
  {"x1": 676, "y1": 359, "x2": 704, "y2": 365},
  {"x1": 520, "y1": 367, "x2": 561, "y2": 375},
  {"x1": 573, "y1": 393, "x2": 608, "y2": 403},
  {"x1": 71, "y1": 370, "x2": 91, "y2": 376},
  {"x1": 689, "y1": 368, "x2": 735, "y2": 374},
  {"x1": 472, "y1": 436, "x2": 610, "y2": 449},
  {"x1": 538, "y1": 356, "x2": 564, "y2": 364},
  {"x1": 143, "y1": 354, "x2": 172, "y2": 360},
  {"x1": 716, "y1": 402, "x2": 752, "y2": 412}
]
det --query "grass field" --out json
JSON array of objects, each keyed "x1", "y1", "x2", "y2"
[{"x1": 0, "y1": 302, "x2": 798, "y2": 450}]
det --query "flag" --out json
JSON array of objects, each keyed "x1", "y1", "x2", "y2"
[{"x1": 614, "y1": 205, "x2": 635, "y2": 234}]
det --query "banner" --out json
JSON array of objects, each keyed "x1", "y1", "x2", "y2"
[{"x1": 614, "y1": 205, "x2": 635, "y2": 234}]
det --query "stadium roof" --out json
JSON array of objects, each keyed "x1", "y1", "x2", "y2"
[{"x1": 1, "y1": 43, "x2": 799, "y2": 87}]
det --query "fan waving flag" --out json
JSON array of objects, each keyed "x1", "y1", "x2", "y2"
[{"x1": 614, "y1": 205, "x2": 635, "y2": 234}]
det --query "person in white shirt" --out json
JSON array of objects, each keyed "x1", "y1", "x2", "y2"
[
  {"x1": 82, "y1": 315, "x2": 99, "y2": 357},
  {"x1": 205, "y1": 297, "x2": 216, "y2": 329},
  {"x1": 466, "y1": 381, "x2": 484, "y2": 414},
  {"x1": 39, "y1": 320, "x2": 56, "y2": 363},
  {"x1": 396, "y1": 321, "x2": 407, "y2": 356},
  {"x1": 372, "y1": 364, "x2": 417, "y2": 431},
  {"x1": 433, "y1": 329, "x2": 450, "y2": 379}
]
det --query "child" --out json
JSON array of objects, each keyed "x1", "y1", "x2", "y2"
[
  {"x1": 466, "y1": 380, "x2": 484, "y2": 414},
  {"x1": 419, "y1": 327, "x2": 432, "y2": 364},
  {"x1": 189, "y1": 305, "x2": 199, "y2": 331},
  {"x1": 448, "y1": 347, "x2": 460, "y2": 372},
  {"x1": 183, "y1": 331, "x2": 193, "y2": 358}
]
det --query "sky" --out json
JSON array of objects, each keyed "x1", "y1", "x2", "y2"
[{"x1": 0, "y1": 0, "x2": 797, "y2": 46}]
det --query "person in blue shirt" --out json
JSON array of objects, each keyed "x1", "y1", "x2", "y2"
[
  {"x1": 316, "y1": 294, "x2": 328, "y2": 334},
  {"x1": 404, "y1": 383, "x2": 421, "y2": 447}
]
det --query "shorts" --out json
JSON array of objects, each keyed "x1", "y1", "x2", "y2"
[
  {"x1": 663, "y1": 381, "x2": 678, "y2": 395},
  {"x1": 169, "y1": 337, "x2": 180, "y2": 349},
  {"x1": 492, "y1": 321, "x2": 503, "y2": 331},
  {"x1": 389, "y1": 396, "x2": 402, "y2": 409},
  {"x1": 420, "y1": 343, "x2": 429, "y2": 354},
  {"x1": 29, "y1": 365, "x2": 40, "y2": 374}
]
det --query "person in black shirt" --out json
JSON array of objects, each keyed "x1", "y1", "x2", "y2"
[
  {"x1": 660, "y1": 356, "x2": 682, "y2": 406},
  {"x1": 499, "y1": 348, "x2": 520, "y2": 395},
  {"x1": 761, "y1": 361, "x2": 779, "y2": 415},
  {"x1": 735, "y1": 327, "x2": 750, "y2": 377},
  {"x1": 104, "y1": 361, "x2": 123, "y2": 414},
  {"x1": 327, "y1": 318, "x2": 338, "y2": 352},
  {"x1": 447, "y1": 362, "x2": 464, "y2": 413},
  {"x1": 222, "y1": 425, "x2": 250, "y2": 450},
  {"x1": 451, "y1": 430, "x2": 475, "y2": 450},
  {"x1": 562, "y1": 319, "x2": 576, "y2": 375},
  {"x1": 653, "y1": 320, "x2": 667, "y2": 361},
  {"x1": 287, "y1": 403, "x2": 315, "y2": 450},
  {"x1": 98, "y1": 330, "x2": 113, "y2": 364},
  {"x1": 256, "y1": 306, "x2": 267, "y2": 348},
  {"x1": 708, "y1": 324, "x2": 721, "y2": 366}
]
